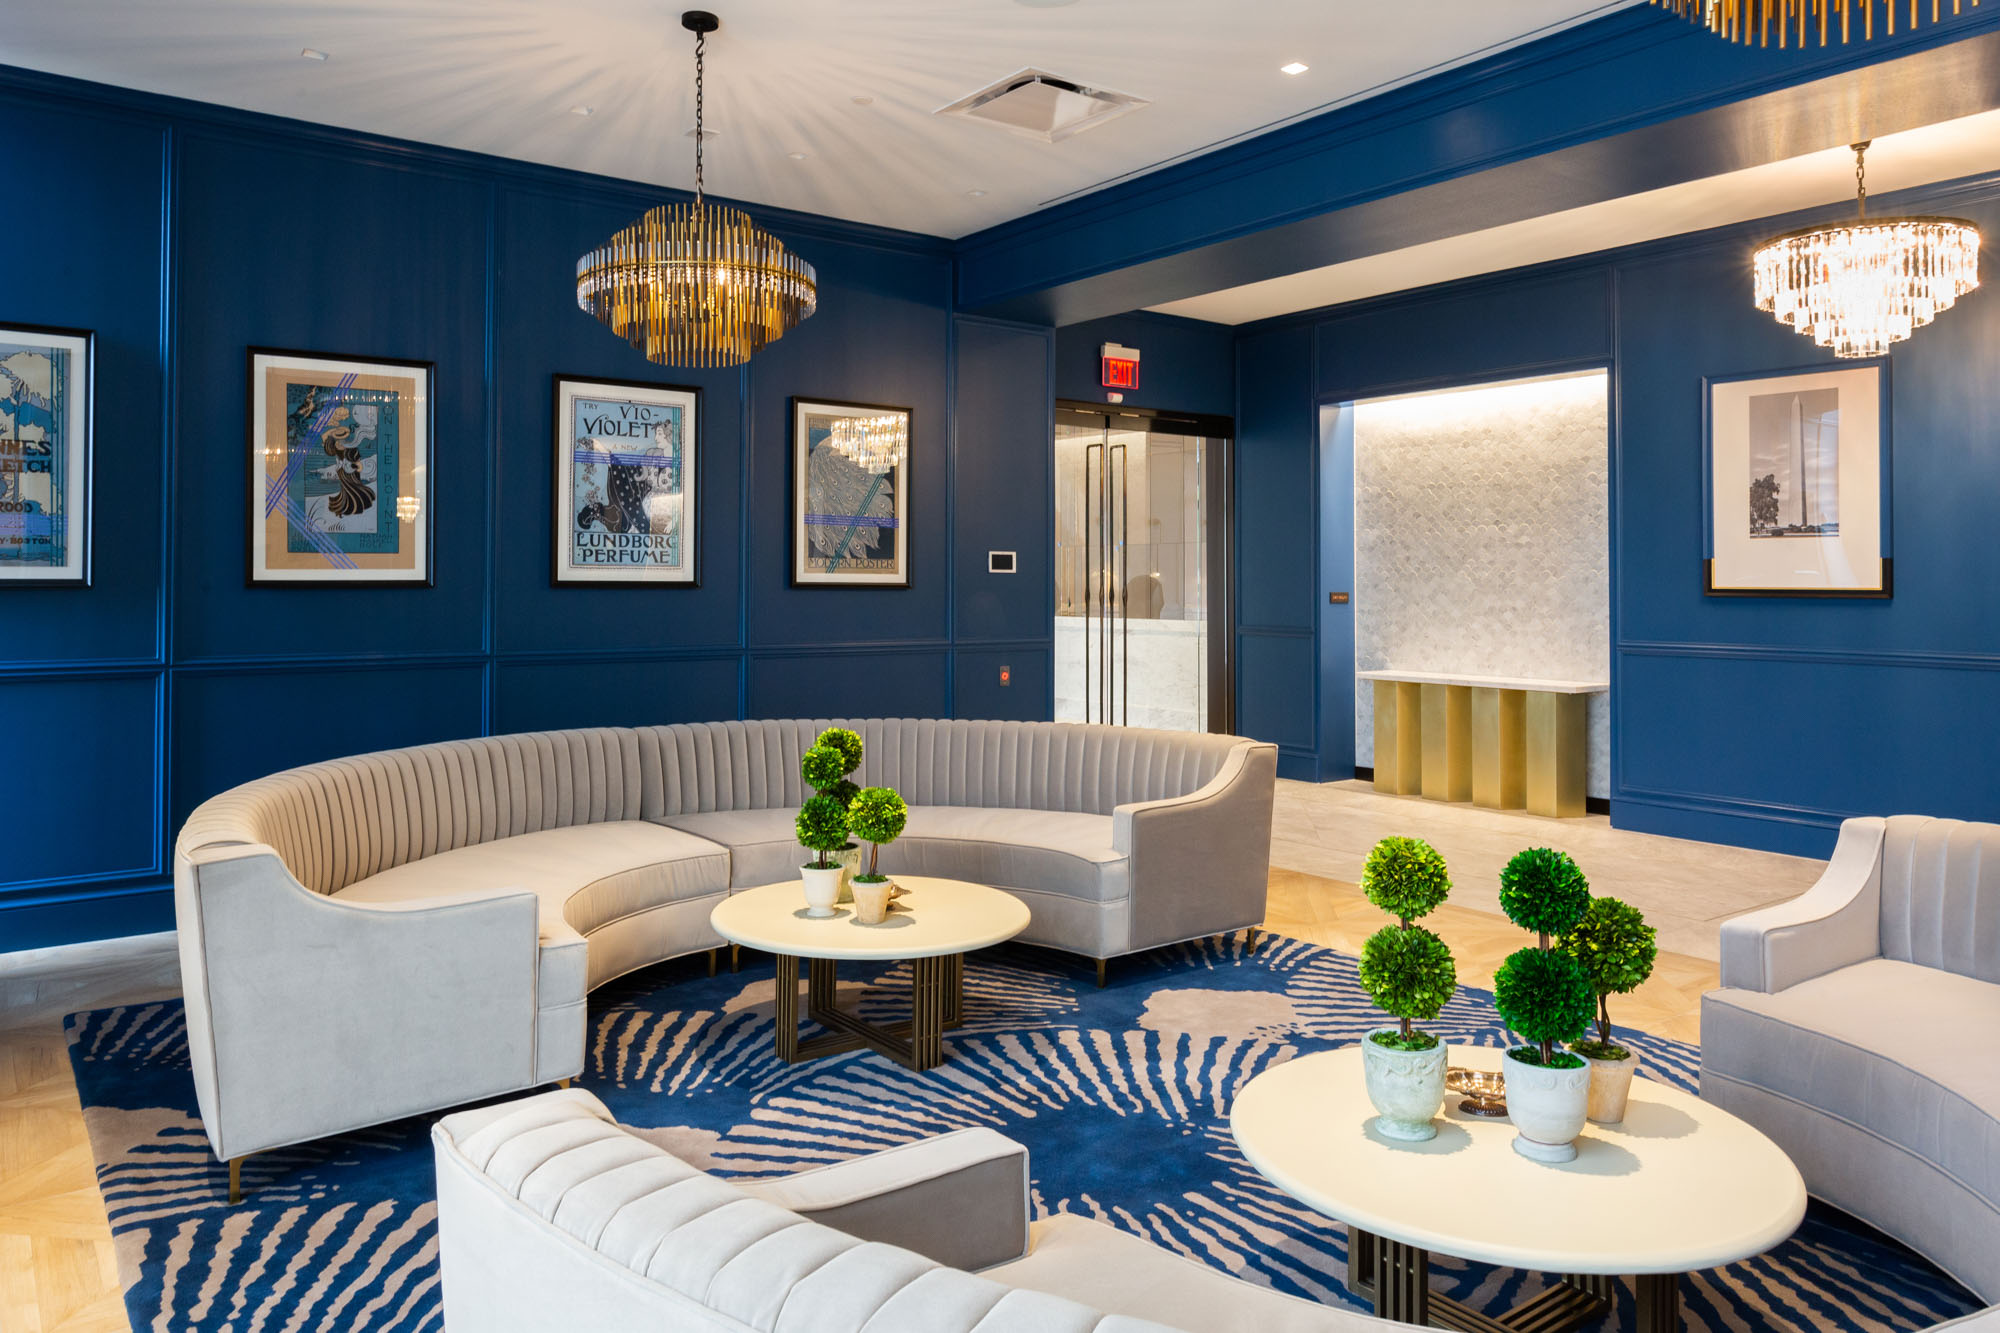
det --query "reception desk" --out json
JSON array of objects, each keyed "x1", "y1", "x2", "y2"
[{"x1": 1357, "y1": 670, "x2": 1607, "y2": 818}]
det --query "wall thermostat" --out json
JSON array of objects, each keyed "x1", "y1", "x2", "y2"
[{"x1": 988, "y1": 551, "x2": 1017, "y2": 574}]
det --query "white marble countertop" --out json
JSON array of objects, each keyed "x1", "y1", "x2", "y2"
[{"x1": 1355, "y1": 669, "x2": 1608, "y2": 694}]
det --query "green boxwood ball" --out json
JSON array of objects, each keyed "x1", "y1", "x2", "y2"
[
  {"x1": 824, "y1": 779, "x2": 861, "y2": 809},
  {"x1": 795, "y1": 793, "x2": 851, "y2": 855},
  {"x1": 1361, "y1": 836, "x2": 1451, "y2": 922},
  {"x1": 1559, "y1": 896, "x2": 1658, "y2": 997},
  {"x1": 1498, "y1": 847, "x2": 1591, "y2": 937},
  {"x1": 1358, "y1": 924, "x2": 1457, "y2": 1024},
  {"x1": 800, "y1": 744, "x2": 848, "y2": 792},
  {"x1": 816, "y1": 727, "x2": 864, "y2": 775},
  {"x1": 1492, "y1": 946, "x2": 1596, "y2": 1046},
  {"x1": 848, "y1": 786, "x2": 908, "y2": 845}
]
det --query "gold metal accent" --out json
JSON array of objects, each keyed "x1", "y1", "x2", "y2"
[
  {"x1": 769, "y1": 951, "x2": 966, "y2": 1071},
  {"x1": 577, "y1": 202, "x2": 817, "y2": 368},
  {"x1": 1418, "y1": 683, "x2": 1473, "y2": 803},
  {"x1": 1373, "y1": 680, "x2": 1424, "y2": 796},
  {"x1": 1526, "y1": 692, "x2": 1589, "y2": 819},
  {"x1": 556, "y1": 1077, "x2": 571, "y2": 1089},
  {"x1": 1471, "y1": 687, "x2": 1528, "y2": 810},
  {"x1": 707, "y1": 948, "x2": 718, "y2": 977},
  {"x1": 731, "y1": 943, "x2": 741, "y2": 973},
  {"x1": 228, "y1": 1156, "x2": 242, "y2": 1205},
  {"x1": 576, "y1": 13, "x2": 816, "y2": 367},
  {"x1": 1096, "y1": 958, "x2": 1108, "y2": 988},
  {"x1": 1652, "y1": 0, "x2": 1974, "y2": 46}
]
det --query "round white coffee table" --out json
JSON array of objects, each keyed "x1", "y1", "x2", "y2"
[
  {"x1": 710, "y1": 876, "x2": 1029, "y2": 1072},
  {"x1": 1231, "y1": 1045, "x2": 1806, "y2": 1332}
]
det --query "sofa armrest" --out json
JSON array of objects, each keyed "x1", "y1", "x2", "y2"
[
  {"x1": 734, "y1": 1127, "x2": 1030, "y2": 1271},
  {"x1": 1718, "y1": 817, "x2": 1885, "y2": 994},
  {"x1": 1109, "y1": 741, "x2": 1278, "y2": 953},
  {"x1": 176, "y1": 843, "x2": 546, "y2": 1161}
]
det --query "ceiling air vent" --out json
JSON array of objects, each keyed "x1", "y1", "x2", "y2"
[{"x1": 935, "y1": 68, "x2": 1146, "y2": 143}]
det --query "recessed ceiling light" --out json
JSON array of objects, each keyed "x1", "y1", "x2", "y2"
[
  {"x1": 300, "y1": 48, "x2": 329, "y2": 61},
  {"x1": 1280, "y1": 61, "x2": 1308, "y2": 76},
  {"x1": 788, "y1": 150, "x2": 809, "y2": 160},
  {"x1": 967, "y1": 189, "x2": 987, "y2": 197},
  {"x1": 569, "y1": 105, "x2": 594, "y2": 117},
  {"x1": 851, "y1": 95, "x2": 874, "y2": 106}
]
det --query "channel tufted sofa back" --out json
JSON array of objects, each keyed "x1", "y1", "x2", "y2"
[
  {"x1": 1876, "y1": 815, "x2": 2000, "y2": 985},
  {"x1": 178, "y1": 719, "x2": 1244, "y2": 898}
]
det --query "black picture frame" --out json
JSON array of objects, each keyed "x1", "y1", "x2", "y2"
[
  {"x1": 0, "y1": 322, "x2": 94, "y2": 589},
  {"x1": 1701, "y1": 359, "x2": 1892, "y2": 599},
  {"x1": 788, "y1": 396, "x2": 913, "y2": 589},
  {"x1": 550, "y1": 373, "x2": 703, "y2": 589},
  {"x1": 245, "y1": 346, "x2": 437, "y2": 588}
]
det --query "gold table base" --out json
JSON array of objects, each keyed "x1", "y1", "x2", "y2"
[
  {"x1": 770, "y1": 953, "x2": 966, "y2": 1072},
  {"x1": 1348, "y1": 1229, "x2": 1680, "y2": 1333}
]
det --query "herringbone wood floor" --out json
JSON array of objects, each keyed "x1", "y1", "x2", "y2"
[{"x1": 1, "y1": 824, "x2": 1794, "y2": 1329}]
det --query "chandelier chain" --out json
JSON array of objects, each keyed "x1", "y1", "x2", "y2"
[
  {"x1": 1855, "y1": 142, "x2": 1866, "y2": 219},
  {"x1": 693, "y1": 27, "x2": 705, "y2": 204}
]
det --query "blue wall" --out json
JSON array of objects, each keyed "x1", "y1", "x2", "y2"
[
  {"x1": 1052, "y1": 312, "x2": 1235, "y2": 419},
  {"x1": 0, "y1": 70, "x2": 1053, "y2": 949},
  {"x1": 1231, "y1": 178, "x2": 2000, "y2": 856}
]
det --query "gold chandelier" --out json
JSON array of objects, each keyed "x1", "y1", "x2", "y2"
[
  {"x1": 1652, "y1": 0, "x2": 1978, "y2": 46},
  {"x1": 1753, "y1": 142, "x2": 1981, "y2": 357},
  {"x1": 576, "y1": 11, "x2": 816, "y2": 368},
  {"x1": 826, "y1": 413, "x2": 908, "y2": 474}
]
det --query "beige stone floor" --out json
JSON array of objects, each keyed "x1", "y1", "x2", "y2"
[
  {"x1": 0, "y1": 808, "x2": 1816, "y2": 1329},
  {"x1": 1272, "y1": 779, "x2": 1827, "y2": 962}
]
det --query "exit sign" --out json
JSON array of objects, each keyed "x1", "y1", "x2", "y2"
[{"x1": 1100, "y1": 342, "x2": 1141, "y2": 391}]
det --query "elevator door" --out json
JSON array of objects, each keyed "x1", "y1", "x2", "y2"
[{"x1": 1053, "y1": 407, "x2": 1232, "y2": 734}]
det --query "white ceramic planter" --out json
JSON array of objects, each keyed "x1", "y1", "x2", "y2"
[
  {"x1": 800, "y1": 865, "x2": 844, "y2": 918},
  {"x1": 1360, "y1": 1029, "x2": 1449, "y2": 1142},
  {"x1": 1502, "y1": 1048, "x2": 1592, "y2": 1163},
  {"x1": 1582, "y1": 1049, "x2": 1639, "y2": 1125},
  {"x1": 832, "y1": 844, "x2": 863, "y2": 904}
]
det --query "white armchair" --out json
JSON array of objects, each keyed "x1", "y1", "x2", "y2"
[
  {"x1": 175, "y1": 844, "x2": 585, "y2": 1191},
  {"x1": 1701, "y1": 815, "x2": 2000, "y2": 1303}
]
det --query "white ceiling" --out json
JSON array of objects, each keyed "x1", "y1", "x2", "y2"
[
  {"x1": 0, "y1": 0, "x2": 1633, "y2": 238},
  {"x1": 1147, "y1": 108, "x2": 2000, "y2": 323}
]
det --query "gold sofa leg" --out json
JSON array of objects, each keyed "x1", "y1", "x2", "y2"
[
  {"x1": 707, "y1": 948, "x2": 718, "y2": 977},
  {"x1": 556, "y1": 1077, "x2": 571, "y2": 1090},
  {"x1": 1245, "y1": 926, "x2": 1261, "y2": 953},
  {"x1": 731, "y1": 944, "x2": 741, "y2": 973},
  {"x1": 1096, "y1": 959, "x2": 1108, "y2": 988},
  {"x1": 228, "y1": 1156, "x2": 242, "y2": 1205}
]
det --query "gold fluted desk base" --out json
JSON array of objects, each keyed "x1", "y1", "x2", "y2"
[{"x1": 1362, "y1": 672, "x2": 1602, "y2": 819}]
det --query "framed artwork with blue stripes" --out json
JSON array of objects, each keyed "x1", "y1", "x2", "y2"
[
  {"x1": 0, "y1": 323, "x2": 92, "y2": 587},
  {"x1": 247, "y1": 348, "x2": 433, "y2": 587},
  {"x1": 789, "y1": 396, "x2": 911, "y2": 588},
  {"x1": 551, "y1": 374, "x2": 700, "y2": 587}
]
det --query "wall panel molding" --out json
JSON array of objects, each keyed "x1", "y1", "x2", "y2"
[{"x1": 1619, "y1": 640, "x2": 2000, "y2": 673}]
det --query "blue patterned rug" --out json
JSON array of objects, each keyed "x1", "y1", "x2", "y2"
[{"x1": 70, "y1": 934, "x2": 1978, "y2": 1333}]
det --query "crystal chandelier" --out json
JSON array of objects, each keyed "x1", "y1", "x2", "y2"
[
  {"x1": 826, "y1": 413, "x2": 908, "y2": 474},
  {"x1": 1753, "y1": 142, "x2": 1981, "y2": 358},
  {"x1": 576, "y1": 11, "x2": 816, "y2": 368},
  {"x1": 1651, "y1": 0, "x2": 1977, "y2": 46}
]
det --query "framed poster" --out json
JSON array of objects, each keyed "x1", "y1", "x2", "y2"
[
  {"x1": 1704, "y1": 361, "x2": 1890, "y2": 597},
  {"x1": 0, "y1": 323, "x2": 92, "y2": 587},
  {"x1": 790, "y1": 397, "x2": 911, "y2": 588},
  {"x1": 248, "y1": 348, "x2": 433, "y2": 586},
  {"x1": 552, "y1": 375, "x2": 699, "y2": 586}
]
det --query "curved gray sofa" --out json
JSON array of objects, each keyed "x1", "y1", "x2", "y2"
[
  {"x1": 174, "y1": 719, "x2": 1277, "y2": 1167},
  {"x1": 1702, "y1": 815, "x2": 2000, "y2": 1303},
  {"x1": 433, "y1": 1087, "x2": 1392, "y2": 1333}
]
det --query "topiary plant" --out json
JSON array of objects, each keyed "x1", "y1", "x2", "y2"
[
  {"x1": 1362, "y1": 835, "x2": 1452, "y2": 920},
  {"x1": 1358, "y1": 924, "x2": 1457, "y2": 1047},
  {"x1": 1498, "y1": 847, "x2": 1591, "y2": 943},
  {"x1": 847, "y1": 786, "x2": 908, "y2": 882},
  {"x1": 800, "y1": 730, "x2": 865, "y2": 861},
  {"x1": 1558, "y1": 896, "x2": 1658, "y2": 1060},
  {"x1": 795, "y1": 794, "x2": 850, "y2": 870},
  {"x1": 1493, "y1": 847, "x2": 1595, "y2": 1068},
  {"x1": 1357, "y1": 836, "x2": 1457, "y2": 1051}
]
